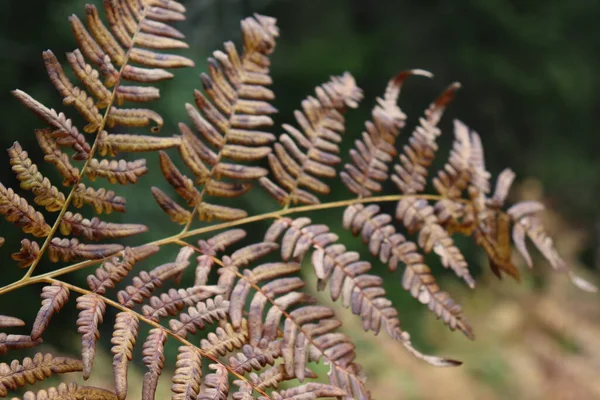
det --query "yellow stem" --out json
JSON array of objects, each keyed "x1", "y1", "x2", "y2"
[{"x1": 0, "y1": 193, "x2": 457, "y2": 295}]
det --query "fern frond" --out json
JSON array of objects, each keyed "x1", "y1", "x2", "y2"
[
  {"x1": 48, "y1": 238, "x2": 123, "y2": 263},
  {"x1": 87, "y1": 244, "x2": 159, "y2": 294},
  {"x1": 200, "y1": 320, "x2": 249, "y2": 358},
  {"x1": 171, "y1": 346, "x2": 203, "y2": 400},
  {"x1": 12, "y1": 239, "x2": 40, "y2": 268},
  {"x1": 72, "y1": 184, "x2": 126, "y2": 214},
  {"x1": 11, "y1": 91, "x2": 91, "y2": 160},
  {"x1": 344, "y1": 204, "x2": 473, "y2": 338},
  {"x1": 19, "y1": 382, "x2": 117, "y2": 400},
  {"x1": 0, "y1": 183, "x2": 50, "y2": 237},
  {"x1": 199, "y1": 364, "x2": 229, "y2": 400},
  {"x1": 141, "y1": 328, "x2": 167, "y2": 400},
  {"x1": 117, "y1": 246, "x2": 193, "y2": 307},
  {"x1": 169, "y1": 296, "x2": 230, "y2": 338},
  {"x1": 395, "y1": 199, "x2": 474, "y2": 286},
  {"x1": 59, "y1": 212, "x2": 147, "y2": 241},
  {"x1": 151, "y1": 186, "x2": 191, "y2": 224},
  {"x1": 266, "y1": 217, "x2": 460, "y2": 366},
  {"x1": 34, "y1": 129, "x2": 80, "y2": 186},
  {"x1": 0, "y1": 316, "x2": 25, "y2": 329},
  {"x1": 0, "y1": 335, "x2": 42, "y2": 355},
  {"x1": 0, "y1": 353, "x2": 83, "y2": 397},
  {"x1": 31, "y1": 283, "x2": 70, "y2": 340},
  {"x1": 432, "y1": 120, "x2": 472, "y2": 199},
  {"x1": 260, "y1": 73, "x2": 364, "y2": 206},
  {"x1": 221, "y1": 258, "x2": 369, "y2": 399},
  {"x1": 153, "y1": 14, "x2": 279, "y2": 223},
  {"x1": 96, "y1": 131, "x2": 182, "y2": 156},
  {"x1": 8, "y1": 142, "x2": 65, "y2": 212},
  {"x1": 267, "y1": 383, "x2": 347, "y2": 400},
  {"x1": 76, "y1": 293, "x2": 106, "y2": 379},
  {"x1": 509, "y1": 202, "x2": 597, "y2": 292},
  {"x1": 87, "y1": 159, "x2": 148, "y2": 185},
  {"x1": 341, "y1": 70, "x2": 431, "y2": 197},
  {"x1": 111, "y1": 312, "x2": 139, "y2": 400},
  {"x1": 142, "y1": 285, "x2": 224, "y2": 322},
  {"x1": 391, "y1": 83, "x2": 460, "y2": 194}
]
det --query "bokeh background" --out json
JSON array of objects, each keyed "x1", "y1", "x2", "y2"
[{"x1": 1, "y1": 0, "x2": 600, "y2": 399}]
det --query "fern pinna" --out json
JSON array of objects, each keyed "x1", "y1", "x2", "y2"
[{"x1": 0, "y1": 1, "x2": 596, "y2": 399}]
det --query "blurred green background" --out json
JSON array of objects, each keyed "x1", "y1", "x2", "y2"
[{"x1": 1, "y1": 0, "x2": 599, "y2": 399}]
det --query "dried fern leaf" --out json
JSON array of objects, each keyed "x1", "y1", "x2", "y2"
[
  {"x1": 117, "y1": 258, "x2": 191, "y2": 307},
  {"x1": 59, "y1": 212, "x2": 147, "y2": 241},
  {"x1": 0, "y1": 316, "x2": 25, "y2": 329},
  {"x1": 250, "y1": 364, "x2": 316, "y2": 392},
  {"x1": 228, "y1": 341, "x2": 282, "y2": 374},
  {"x1": 392, "y1": 83, "x2": 460, "y2": 194},
  {"x1": 344, "y1": 204, "x2": 474, "y2": 339},
  {"x1": 223, "y1": 260, "x2": 369, "y2": 398},
  {"x1": 8, "y1": 142, "x2": 65, "y2": 212},
  {"x1": 265, "y1": 383, "x2": 347, "y2": 400},
  {"x1": 200, "y1": 320, "x2": 249, "y2": 358},
  {"x1": 76, "y1": 294, "x2": 106, "y2": 379},
  {"x1": 48, "y1": 238, "x2": 123, "y2": 263},
  {"x1": 341, "y1": 70, "x2": 431, "y2": 197},
  {"x1": 0, "y1": 334, "x2": 42, "y2": 355},
  {"x1": 198, "y1": 229, "x2": 247, "y2": 256},
  {"x1": 151, "y1": 187, "x2": 191, "y2": 224},
  {"x1": 159, "y1": 151, "x2": 201, "y2": 206},
  {"x1": 97, "y1": 131, "x2": 181, "y2": 157},
  {"x1": 73, "y1": 184, "x2": 126, "y2": 214},
  {"x1": 43, "y1": 50, "x2": 103, "y2": 133},
  {"x1": 31, "y1": 283, "x2": 70, "y2": 340},
  {"x1": 111, "y1": 312, "x2": 139, "y2": 400},
  {"x1": 18, "y1": 0, "x2": 195, "y2": 141},
  {"x1": 432, "y1": 120, "x2": 472, "y2": 199},
  {"x1": 198, "y1": 364, "x2": 229, "y2": 400},
  {"x1": 0, "y1": 353, "x2": 83, "y2": 397},
  {"x1": 169, "y1": 296, "x2": 230, "y2": 338},
  {"x1": 260, "y1": 73, "x2": 363, "y2": 206},
  {"x1": 34, "y1": 129, "x2": 80, "y2": 185},
  {"x1": 11, "y1": 239, "x2": 40, "y2": 268},
  {"x1": 11, "y1": 91, "x2": 90, "y2": 160},
  {"x1": 155, "y1": 14, "x2": 279, "y2": 222},
  {"x1": 396, "y1": 198, "x2": 474, "y2": 287},
  {"x1": 196, "y1": 202, "x2": 248, "y2": 222},
  {"x1": 142, "y1": 285, "x2": 224, "y2": 322},
  {"x1": 481, "y1": 212, "x2": 521, "y2": 281},
  {"x1": 0, "y1": 182, "x2": 50, "y2": 237},
  {"x1": 508, "y1": 204, "x2": 597, "y2": 292},
  {"x1": 66, "y1": 49, "x2": 111, "y2": 108},
  {"x1": 490, "y1": 168, "x2": 516, "y2": 207},
  {"x1": 87, "y1": 244, "x2": 159, "y2": 294},
  {"x1": 468, "y1": 130, "x2": 491, "y2": 194},
  {"x1": 20, "y1": 382, "x2": 117, "y2": 400},
  {"x1": 171, "y1": 346, "x2": 203, "y2": 400},
  {"x1": 87, "y1": 159, "x2": 148, "y2": 185},
  {"x1": 285, "y1": 308, "x2": 368, "y2": 399},
  {"x1": 141, "y1": 328, "x2": 167, "y2": 400}
]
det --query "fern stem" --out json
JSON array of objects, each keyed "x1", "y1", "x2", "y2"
[
  {"x1": 23, "y1": 7, "x2": 151, "y2": 279},
  {"x1": 179, "y1": 192, "x2": 455, "y2": 240},
  {"x1": 44, "y1": 277, "x2": 273, "y2": 399},
  {"x1": 0, "y1": 193, "x2": 457, "y2": 295}
]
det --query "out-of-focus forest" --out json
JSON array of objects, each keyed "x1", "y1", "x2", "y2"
[{"x1": 1, "y1": 1, "x2": 599, "y2": 399}]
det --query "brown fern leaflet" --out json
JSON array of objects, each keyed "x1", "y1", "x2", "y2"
[{"x1": 0, "y1": 2, "x2": 596, "y2": 400}]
